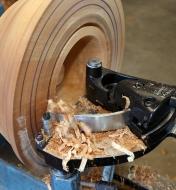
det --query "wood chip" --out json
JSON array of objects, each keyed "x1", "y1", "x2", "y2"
[
  {"x1": 111, "y1": 142, "x2": 135, "y2": 162},
  {"x1": 78, "y1": 122, "x2": 92, "y2": 136},
  {"x1": 122, "y1": 95, "x2": 131, "y2": 109},
  {"x1": 47, "y1": 99, "x2": 57, "y2": 113},
  {"x1": 78, "y1": 158, "x2": 88, "y2": 172},
  {"x1": 62, "y1": 148, "x2": 73, "y2": 172}
]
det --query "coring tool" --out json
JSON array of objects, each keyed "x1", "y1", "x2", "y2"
[{"x1": 38, "y1": 58, "x2": 176, "y2": 172}]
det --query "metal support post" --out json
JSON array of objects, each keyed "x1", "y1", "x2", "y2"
[
  {"x1": 102, "y1": 165, "x2": 115, "y2": 182},
  {"x1": 51, "y1": 169, "x2": 80, "y2": 190}
]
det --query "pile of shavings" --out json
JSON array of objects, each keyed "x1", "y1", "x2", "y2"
[{"x1": 44, "y1": 97, "x2": 146, "y2": 172}]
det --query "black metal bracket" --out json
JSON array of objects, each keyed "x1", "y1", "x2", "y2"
[
  {"x1": 38, "y1": 59, "x2": 176, "y2": 172},
  {"x1": 86, "y1": 59, "x2": 176, "y2": 147}
]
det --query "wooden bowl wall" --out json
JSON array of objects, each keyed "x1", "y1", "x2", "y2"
[{"x1": 0, "y1": 0, "x2": 125, "y2": 172}]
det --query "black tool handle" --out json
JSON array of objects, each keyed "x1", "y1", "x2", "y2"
[{"x1": 110, "y1": 78, "x2": 176, "y2": 138}]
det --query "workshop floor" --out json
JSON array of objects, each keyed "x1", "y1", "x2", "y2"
[{"x1": 120, "y1": 0, "x2": 176, "y2": 181}]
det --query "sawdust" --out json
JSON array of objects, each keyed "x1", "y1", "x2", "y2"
[
  {"x1": 122, "y1": 95, "x2": 131, "y2": 110},
  {"x1": 44, "y1": 97, "x2": 146, "y2": 172},
  {"x1": 128, "y1": 165, "x2": 157, "y2": 186},
  {"x1": 126, "y1": 165, "x2": 176, "y2": 190},
  {"x1": 81, "y1": 167, "x2": 102, "y2": 182}
]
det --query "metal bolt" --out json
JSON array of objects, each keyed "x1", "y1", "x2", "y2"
[
  {"x1": 144, "y1": 97, "x2": 156, "y2": 107},
  {"x1": 87, "y1": 58, "x2": 102, "y2": 69},
  {"x1": 86, "y1": 58, "x2": 102, "y2": 78},
  {"x1": 35, "y1": 133, "x2": 46, "y2": 149},
  {"x1": 42, "y1": 112, "x2": 53, "y2": 136},
  {"x1": 35, "y1": 133, "x2": 43, "y2": 141}
]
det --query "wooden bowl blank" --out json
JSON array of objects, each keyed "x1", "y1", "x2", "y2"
[{"x1": 0, "y1": 0, "x2": 125, "y2": 172}]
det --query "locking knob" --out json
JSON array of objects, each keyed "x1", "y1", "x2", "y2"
[{"x1": 87, "y1": 58, "x2": 102, "y2": 78}]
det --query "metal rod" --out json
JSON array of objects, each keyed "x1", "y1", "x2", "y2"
[
  {"x1": 102, "y1": 165, "x2": 115, "y2": 182},
  {"x1": 51, "y1": 169, "x2": 80, "y2": 190}
]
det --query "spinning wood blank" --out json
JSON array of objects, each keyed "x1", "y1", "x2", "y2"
[{"x1": 0, "y1": 0, "x2": 125, "y2": 172}]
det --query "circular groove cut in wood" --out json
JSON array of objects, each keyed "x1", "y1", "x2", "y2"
[{"x1": 0, "y1": 0, "x2": 125, "y2": 172}]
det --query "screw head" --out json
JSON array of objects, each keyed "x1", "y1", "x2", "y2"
[{"x1": 144, "y1": 97, "x2": 156, "y2": 107}]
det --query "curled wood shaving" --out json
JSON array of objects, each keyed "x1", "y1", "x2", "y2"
[
  {"x1": 112, "y1": 142, "x2": 135, "y2": 162},
  {"x1": 78, "y1": 122, "x2": 92, "y2": 136},
  {"x1": 122, "y1": 95, "x2": 130, "y2": 109},
  {"x1": 62, "y1": 148, "x2": 73, "y2": 172},
  {"x1": 78, "y1": 158, "x2": 88, "y2": 172}
]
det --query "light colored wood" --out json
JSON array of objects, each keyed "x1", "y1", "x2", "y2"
[{"x1": 0, "y1": 0, "x2": 125, "y2": 172}]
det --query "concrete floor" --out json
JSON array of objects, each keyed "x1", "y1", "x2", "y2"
[{"x1": 121, "y1": 0, "x2": 176, "y2": 181}]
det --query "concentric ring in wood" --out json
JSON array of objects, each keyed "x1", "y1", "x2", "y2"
[{"x1": 0, "y1": 0, "x2": 125, "y2": 172}]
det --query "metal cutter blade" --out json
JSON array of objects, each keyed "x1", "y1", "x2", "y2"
[{"x1": 74, "y1": 109, "x2": 130, "y2": 132}]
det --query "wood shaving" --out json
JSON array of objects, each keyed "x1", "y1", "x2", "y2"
[
  {"x1": 42, "y1": 174, "x2": 51, "y2": 190},
  {"x1": 122, "y1": 95, "x2": 131, "y2": 109},
  {"x1": 78, "y1": 158, "x2": 88, "y2": 172},
  {"x1": 44, "y1": 97, "x2": 146, "y2": 172},
  {"x1": 78, "y1": 122, "x2": 92, "y2": 136},
  {"x1": 62, "y1": 148, "x2": 73, "y2": 172},
  {"x1": 47, "y1": 99, "x2": 57, "y2": 113},
  {"x1": 111, "y1": 142, "x2": 135, "y2": 162}
]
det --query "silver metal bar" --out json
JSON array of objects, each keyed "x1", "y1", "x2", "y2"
[{"x1": 74, "y1": 109, "x2": 130, "y2": 132}]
